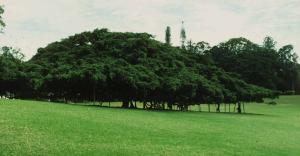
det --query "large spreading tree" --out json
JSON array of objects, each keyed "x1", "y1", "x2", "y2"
[{"x1": 24, "y1": 29, "x2": 278, "y2": 112}]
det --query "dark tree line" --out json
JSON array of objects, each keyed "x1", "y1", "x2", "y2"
[{"x1": 167, "y1": 24, "x2": 298, "y2": 94}]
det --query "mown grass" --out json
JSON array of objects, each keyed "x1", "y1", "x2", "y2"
[{"x1": 0, "y1": 96, "x2": 300, "y2": 156}]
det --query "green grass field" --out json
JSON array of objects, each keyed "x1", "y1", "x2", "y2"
[{"x1": 1, "y1": 96, "x2": 300, "y2": 156}]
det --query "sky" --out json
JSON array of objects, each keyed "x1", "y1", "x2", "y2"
[{"x1": 0, "y1": 0, "x2": 300, "y2": 60}]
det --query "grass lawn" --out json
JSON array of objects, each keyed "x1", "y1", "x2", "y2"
[{"x1": 0, "y1": 96, "x2": 300, "y2": 156}]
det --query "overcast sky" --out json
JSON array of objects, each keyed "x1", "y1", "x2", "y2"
[{"x1": 0, "y1": 0, "x2": 299, "y2": 60}]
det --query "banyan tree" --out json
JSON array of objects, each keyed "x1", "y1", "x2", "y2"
[{"x1": 11, "y1": 28, "x2": 279, "y2": 113}]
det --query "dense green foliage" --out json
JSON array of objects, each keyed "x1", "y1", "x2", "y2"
[
  {"x1": 0, "y1": 47, "x2": 26, "y2": 96},
  {"x1": 9, "y1": 29, "x2": 275, "y2": 112},
  {"x1": 208, "y1": 37, "x2": 298, "y2": 92},
  {"x1": 1, "y1": 96, "x2": 300, "y2": 155}
]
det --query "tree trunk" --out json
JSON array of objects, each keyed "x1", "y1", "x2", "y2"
[
  {"x1": 243, "y1": 102, "x2": 245, "y2": 113},
  {"x1": 216, "y1": 103, "x2": 220, "y2": 112},
  {"x1": 225, "y1": 103, "x2": 226, "y2": 112},
  {"x1": 234, "y1": 103, "x2": 236, "y2": 113},
  {"x1": 93, "y1": 86, "x2": 96, "y2": 105},
  {"x1": 184, "y1": 105, "x2": 188, "y2": 111},
  {"x1": 208, "y1": 104, "x2": 211, "y2": 112},
  {"x1": 122, "y1": 100, "x2": 129, "y2": 108},
  {"x1": 229, "y1": 103, "x2": 231, "y2": 113},
  {"x1": 167, "y1": 103, "x2": 172, "y2": 110},
  {"x1": 130, "y1": 101, "x2": 135, "y2": 108},
  {"x1": 150, "y1": 101, "x2": 154, "y2": 109},
  {"x1": 237, "y1": 102, "x2": 242, "y2": 114},
  {"x1": 64, "y1": 97, "x2": 68, "y2": 104}
]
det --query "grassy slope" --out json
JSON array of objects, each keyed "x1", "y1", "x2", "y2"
[{"x1": 0, "y1": 96, "x2": 300, "y2": 156}]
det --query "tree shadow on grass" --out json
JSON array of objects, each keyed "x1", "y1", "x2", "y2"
[
  {"x1": 189, "y1": 111, "x2": 267, "y2": 116},
  {"x1": 81, "y1": 104, "x2": 271, "y2": 116},
  {"x1": 36, "y1": 100, "x2": 271, "y2": 116}
]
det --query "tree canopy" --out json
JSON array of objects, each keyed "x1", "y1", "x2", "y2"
[
  {"x1": 9, "y1": 29, "x2": 276, "y2": 112},
  {"x1": 208, "y1": 37, "x2": 298, "y2": 92}
]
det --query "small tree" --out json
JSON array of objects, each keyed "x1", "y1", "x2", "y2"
[
  {"x1": 0, "y1": 5, "x2": 5, "y2": 32},
  {"x1": 186, "y1": 40, "x2": 194, "y2": 53},
  {"x1": 165, "y1": 26, "x2": 171, "y2": 45},
  {"x1": 263, "y1": 36, "x2": 276, "y2": 50}
]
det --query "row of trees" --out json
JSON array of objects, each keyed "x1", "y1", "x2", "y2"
[
  {"x1": 165, "y1": 25, "x2": 299, "y2": 93},
  {"x1": 209, "y1": 37, "x2": 298, "y2": 92}
]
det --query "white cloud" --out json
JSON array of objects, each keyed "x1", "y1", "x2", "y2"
[{"x1": 0, "y1": 0, "x2": 299, "y2": 60}]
